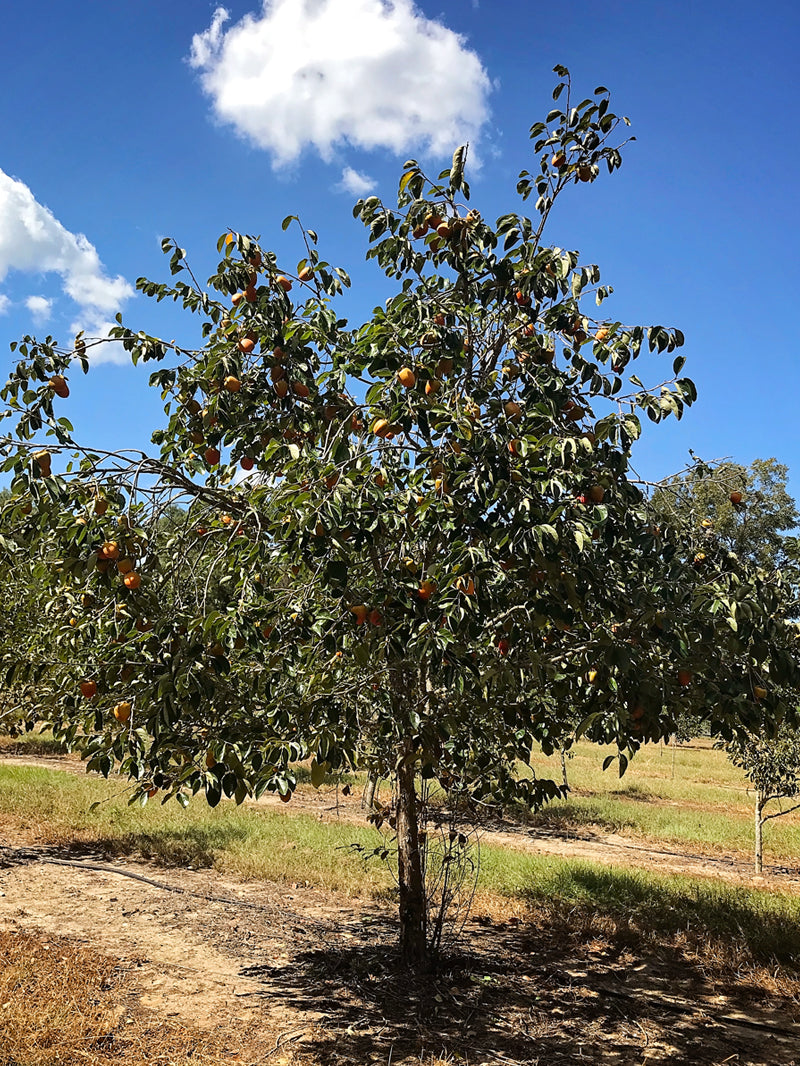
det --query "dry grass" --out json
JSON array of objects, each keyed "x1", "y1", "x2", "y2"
[{"x1": 0, "y1": 928, "x2": 299, "y2": 1066}]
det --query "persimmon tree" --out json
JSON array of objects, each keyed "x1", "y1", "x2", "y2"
[
  {"x1": 725, "y1": 728, "x2": 800, "y2": 874},
  {"x1": 2, "y1": 68, "x2": 799, "y2": 965}
]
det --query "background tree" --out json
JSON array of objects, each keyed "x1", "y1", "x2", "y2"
[
  {"x1": 725, "y1": 727, "x2": 800, "y2": 873},
  {"x1": 2, "y1": 69, "x2": 799, "y2": 966},
  {"x1": 652, "y1": 457, "x2": 800, "y2": 574}
]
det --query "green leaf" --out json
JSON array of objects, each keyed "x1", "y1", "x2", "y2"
[{"x1": 310, "y1": 760, "x2": 328, "y2": 788}]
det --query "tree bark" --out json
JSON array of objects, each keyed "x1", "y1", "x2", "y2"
[
  {"x1": 560, "y1": 747, "x2": 569, "y2": 790},
  {"x1": 755, "y1": 792, "x2": 766, "y2": 874},
  {"x1": 395, "y1": 739, "x2": 427, "y2": 966},
  {"x1": 362, "y1": 771, "x2": 378, "y2": 811}
]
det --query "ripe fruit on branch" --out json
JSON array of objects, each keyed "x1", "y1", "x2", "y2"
[
  {"x1": 123, "y1": 572, "x2": 141, "y2": 590},
  {"x1": 276, "y1": 275, "x2": 292, "y2": 292},
  {"x1": 595, "y1": 327, "x2": 610, "y2": 342},
  {"x1": 677, "y1": 669, "x2": 692, "y2": 687},
  {"x1": 588, "y1": 485, "x2": 605, "y2": 504},
  {"x1": 238, "y1": 337, "x2": 255, "y2": 354},
  {"x1": 49, "y1": 374, "x2": 70, "y2": 398},
  {"x1": 397, "y1": 367, "x2": 416, "y2": 388},
  {"x1": 240, "y1": 456, "x2": 255, "y2": 471},
  {"x1": 224, "y1": 376, "x2": 241, "y2": 392},
  {"x1": 456, "y1": 575, "x2": 475, "y2": 596},
  {"x1": 508, "y1": 439, "x2": 521, "y2": 456},
  {"x1": 496, "y1": 638, "x2": 510, "y2": 656},
  {"x1": 578, "y1": 165, "x2": 593, "y2": 182},
  {"x1": 425, "y1": 378, "x2": 441, "y2": 397},
  {"x1": 368, "y1": 609, "x2": 383, "y2": 626},
  {"x1": 350, "y1": 604, "x2": 368, "y2": 625},
  {"x1": 274, "y1": 379, "x2": 289, "y2": 398},
  {"x1": 244, "y1": 284, "x2": 257, "y2": 303},
  {"x1": 730, "y1": 491, "x2": 743, "y2": 505},
  {"x1": 204, "y1": 446, "x2": 221, "y2": 466},
  {"x1": 79, "y1": 680, "x2": 97, "y2": 699},
  {"x1": 551, "y1": 152, "x2": 567, "y2": 170},
  {"x1": 113, "y1": 701, "x2": 132, "y2": 723},
  {"x1": 298, "y1": 266, "x2": 314, "y2": 282},
  {"x1": 292, "y1": 381, "x2": 310, "y2": 399},
  {"x1": 754, "y1": 686, "x2": 768, "y2": 700},
  {"x1": 100, "y1": 541, "x2": 121, "y2": 561},
  {"x1": 372, "y1": 418, "x2": 391, "y2": 438},
  {"x1": 33, "y1": 449, "x2": 52, "y2": 477},
  {"x1": 417, "y1": 579, "x2": 436, "y2": 601},
  {"x1": 117, "y1": 557, "x2": 134, "y2": 575},
  {"x1": 504, "y1": 401, "x2": 522, "y2": 422},
  {"x1": 514, "y1": 291, "x2": 531, "y2": 307},
  {"x1": 436, "y1": 357, "x2": 453, "y2": 376}
]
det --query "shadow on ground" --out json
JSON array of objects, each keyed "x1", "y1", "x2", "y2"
[{"x1": 238, "y1": 903, "x2": 800, "y2": 1066}]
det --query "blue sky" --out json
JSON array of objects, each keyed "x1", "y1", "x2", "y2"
[{"x1": 1, "y1": 0, "x2": 798, "y2": 496}]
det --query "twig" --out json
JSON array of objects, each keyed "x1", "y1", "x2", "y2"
[{"x1": 263, "y1": 1028, "x2": 307, "y2": 1059}]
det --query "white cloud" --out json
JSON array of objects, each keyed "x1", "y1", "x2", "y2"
[
  {"x1": 0, "y1": 293, "x2": 9, "y2": 315},
  {"x1": 189, "y1": 1, "x2": 492, "y2": 167},
  {"x1": 25, "y1": 295, "x2": 53, "y2": 324},
  {"x1": 338, "y1": 166, "x2": 375, "y2": 195},
  {"x1": 0, "y1": 168, "x2": 133, "y2": 355}
]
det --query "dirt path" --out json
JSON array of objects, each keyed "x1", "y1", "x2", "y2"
[{"x1": 2, "y1": 751, "x2": 796, "y2": 893}]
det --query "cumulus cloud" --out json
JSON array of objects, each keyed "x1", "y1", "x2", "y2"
[
  {"x1": 25, "y1": 295, "x2": 53, "y2": 324},
  {"x1": 0, "y1": 168, "x2": 133, "y2": 359},
  {"x1": 0, "y1": 293, "x2": 9, "y2": 315},
  {"x1": 338, "y1": 166, "x2": 375, "y2": 195},
  {"x1": 189, "y1": 0, "x2": 492, "y2": 166}
]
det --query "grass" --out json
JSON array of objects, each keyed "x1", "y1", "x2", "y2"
[
  {"x1": 0, "y1": 728, "x2": 70, "y2": 757},
  {"x1": 0, "y1": 764, "x2": 391, "y2": 896},
  {"x1": 4, "y1": 761, "x2": 800, "y2": 972},
  {"x1": 0, "y1": 928, "x2": 292, "y2": 1066},
  {"x1": 520, "y1": 738, "x2": 800, "y2": 861},
  {"x1": 478, "y1": 843, "x2": 800, "y2": 967}
]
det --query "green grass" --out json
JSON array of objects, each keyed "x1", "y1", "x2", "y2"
[
  {"x1": 0, "y1": 729, "x2": 69, "y2": 757},
  {"x1": 479, "y1": 842, "x2": 800, "y2": 965},
  {"x1": 520, "y1": 738, "x2": 800, "y2": 861},
  {"x1": 4, "y1": 762, "x2": 800, "y2": 969},
  {"x1": 0, "y1": 764, "x2": 390, "y2": 896}
]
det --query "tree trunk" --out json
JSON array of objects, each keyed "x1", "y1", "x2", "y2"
[
  {"x1": 755, "y1": 792, "x2": 766, "y2": 874},
  {"x1": 395, "y1": 740, "x2": 427, "y2": 966},
  {"x1": 362, "y1": 771, "x2": 378, "y2": 811},
  {"x1": 560, "y1": 747, "x2": 569, "y2": 790}
]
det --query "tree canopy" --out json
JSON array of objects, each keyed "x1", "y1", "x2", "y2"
[{"x1": 2, "y1": 69, "x2": 798, "y2": 962}]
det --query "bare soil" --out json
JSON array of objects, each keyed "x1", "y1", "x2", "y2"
[{"x1": 2, "y1": 753, "x2": 800, "y2": 1064}]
